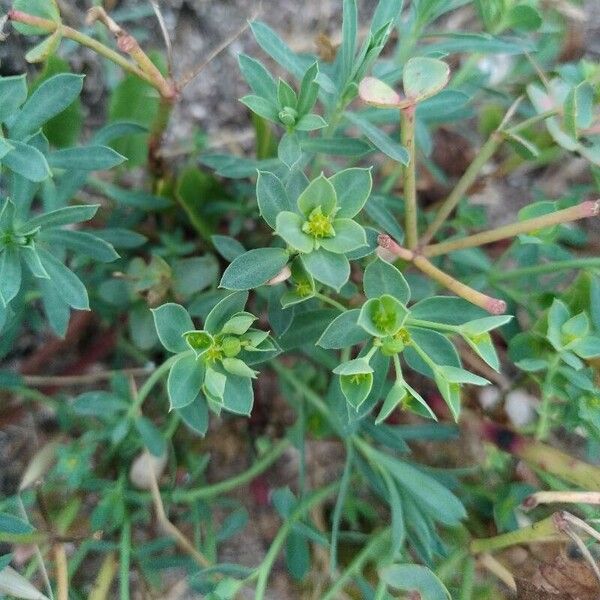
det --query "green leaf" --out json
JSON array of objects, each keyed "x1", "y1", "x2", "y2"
[
  {"x1": 385, "y1": 475, "x2": 405, "y2": 556},
  {"x1": 278, "y1": 309, "x2": 338, "y2": 350},
  {"x1": 12, "y1": 0, "x2": 60, "y2": 35},
  {"x1": 151, "y1": 303, "x2": 194, "y2": 353},
  {"x1": 340, "y1": 371, "x2": 374, "y2": 410},
  {"x1": 0, "y1": 247, "x2": 22, "y2": 306},
  {"x1": 364, "y1": 258, "x2": 410, "y2": 303},
  {"x1": 369, "y1": 449, "x2": 466, "y2": 525},
  {"x1": 564, "y1": 82, "x2": 594, "y2": 138},
  {"x1": 177, "y1": 394, "x2": 209, "y2": 437},
  {"x1": 135, "y1": 416, "x2": 166, "y2": 457},
  {"x1": 320, "y1": 219, "x2": 367, "y2": 254},
  {"x1": 297, "y1": 62, "x2": 319, "y2": 117},
  {"x1": 38, "y1": 277, "x2": 69, "y2": 336},
  {"x1": 380, "y1": 564, "x2": 451, "y2": 600},
  {"x1": 340, "y1": 0, "x2": 358, "y2": 84},
  {"x1": 48, "y1": 146, "x2": 126, "y2": 170},
  {"x1": 240, "y1": 95, "x2": 279, "y2": 122},
  {"x1": 437, "y1": 365, "x2": 489, "y2": 385},
  {"x1": 0, "y1": 513, "x2": 34, "y2": 536},
  {"x1": 461, "y1": 315, "x2": 512, "y2": 336},
  {"x1": 220, "y1": 248, "x2": 289, "y2": 291},
  {"x1": 507, "y1": 4, "x2": 542, "y2": 31},
  {"x1": 25, "y1": 29, "x2": 62, "y2": 63},
  {"x1": 277, "y1": 78, "x2": 297, "y2": 109},
  {"x1": 168, "y1": 354, "x2": 205, "y2": 410},
  {"x1": 358, "y1": 295, "x2": 409, "y2": 337},
  {"x1": 31, "y1": 56, "x2": 83, "y2": 148},
  {"x1": 238, "y1": 54, "x2": 277, "y2": 103},
  {"x1": 249, "y1": 21, "x2": 305, "y2": 80},
  {"x1": 10, "y1": 74, "x2": 84, "y2": 140},
  {"x1": 410, "y1": 296, "x2": 487, "y2": 325},
  {"x1": 2, "y1": 140, "x2": 50, "y2": 182},
  {"x1": 222, "y1": 358, "x2": 258, "y2": 378},
  {"x1": 222, "y1": 373, "x2": 254, "y2": 415},
  {"x1": 376, "y1": 381, "x2": 409, "y2": 424},
  {"x1": 317, "y1": 309, "x2": 370, "y2": 349},
  {"x1": 345, "y1": 112, "x2": 409, "y2": 164},
  {"x1": 278, "y1": 132, "x2": 302, "y2": 169},
  {"x1": 547, "y1": 299, "x2": 570, "y2": 349},
  {"x1": 571, "y1": 336, "x2": 600, "y2": 359},
  {"x1": 333, "y1": 358, "x2": 374, "y2": 375},
  {"x1": 212, "y1": 235, "x2": 246, "y2": 262},
  {"x1": 403, "y1": 57, "x2": 450, "y2": 102},
  {"x1": 40, "y1": 229, "x2": 119, "y2": 263},
  {"x1": 0, "y1": 74, "x2": 27, "y2": 122},
  {"x1": 72, "y1": 391, "x2": 127, "y2": 416},
  {"x1": 404, "y1": 327, "x2": 460, "y2": 378},
  {"x1": 0, "y1": 564, "x2": 51, "y2": 600},
  {"x1": 204, "y1": 292, "x2": 249, "y2": 335},
  {"x1": 295, "y1": 114, "x2": 327, "y2": 131},
  {"x1": 464, "y1": 332, "x2": 500, "y2": 371},
  {"x1": 297, "y1": 174, "x2": 337, "y2": 217},
  {"x1": 330, "y1": 168, "x2": 372, "y2": 218},
  {"x1": 301, "y1": 249, "x2": 350, "y2": 291},
  {"x1": 23, "y1": 205, "x2": 99, "y2": 231},
  {"x1": 221, "y1": 312, "x2": 257, "y2": 335},
  {"x1": 275, "y1": 211, "x2": 314, "y2": 253},
  {"x1": 256, "y1": 171, "x2": 295, "y2": 229},
  {"x1": 562, "y1": 312, "x2": 589, "y2": 340},
  {"x1": 301, "y1": 137, "x2": 372, "y2": 156},
  {"x1": 36, "y1": 248, "x2": 89, "y2": 310}
]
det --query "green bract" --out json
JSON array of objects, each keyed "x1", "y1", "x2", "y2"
[
  {"x1": 253, "y1": 168, "x2": 371, "y2": 290},
  {"x1": 317, "y1": 259, "x2": 501, "y2": 418},
  {"x1": 152, "y1": 294, "x2": 280, "y2": 416}
]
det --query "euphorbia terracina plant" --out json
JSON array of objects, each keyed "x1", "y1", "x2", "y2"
[{"x1": 1, "y1": 0, "x2": 600, "y2": 599}]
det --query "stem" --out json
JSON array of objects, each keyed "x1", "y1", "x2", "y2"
[
  {"x1": 8, "y1": 9, "x2": 175, "y2": 99},
  {"x1": 53, "y1": 544, "x2": 69, "y2": 600},
  {"x1": 17, "y1": 496, "x2": 53, "y2": 600},
  {"x1": 253, "y1": 482, "x2": 341, "y2": 600},
  {"x1": 401, "y1": 106, "x2": 418, "y2": 249},
  {"x1": 321, "y1": 529, "x2": 390, "y2": 600},
  {"x1": 478, "y1": 554, "x2": 516, "y2": 592},
  {"x1": 172, "y1": 439, "x2": 291, "y2": 503},
  {"x1": 378, "y1": 234, "x2": 507, "y2": 315},
  {"x1": 272, "y1": 361, "x2": 335, "y2": 428},
  {"x1": 536, "y1": 355, "x2": 560, "y2": 440},
  {"x1": 128, "y1": 353, "x2": 182, "y2": 417},
  {"x1": 470, "y1": 513, "x2": 565, "y2": 553},
  {"x1": 315, "y1": 292, "x2": 347, "y2": 312},
  {"x1": 89, "y1": 553, "x2": 118, "y2": 600},
  {"x1": 459, "y1": 557, "x2": 475, "y2": 600},
  {"x1": 146, "y1": 451, "x2": 211, "y2": 568},
  {"x1": 22, "y1": 367, "x2": 151, "y2": 387},
  {"x1": 8, "y1": 11, "x2": 146, "y2": 84},
  {"x1": 423, "y1": 200, "x2": 600, "y2": 258},
  {"x1": 329, "y1": 442, "x2": 354, "y2": 575},
  {"x1": 406, "y1": 318, "x2": 460, "y2": 333},
  {"x1": 420, "y1": 133, "x2": 501, "y2": 246},
  {"x1": 523, "y1": 491, "x2": 600, "y2": 510},
  {"x1": 490, "y1": 257, "x2": 600, "y2": 281},
  {"x1": 412, "y1": 254, "x2": 506, "y2": 315},
  {"x1": 505, "y1": 108, "x2": 560, "y2": 134},
  {"x1": 119, "y1": 519, "x2": 131, "y2": 600},
  {"x1": 472, "y1": 415, "x2": 600, "y2": 490}
]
